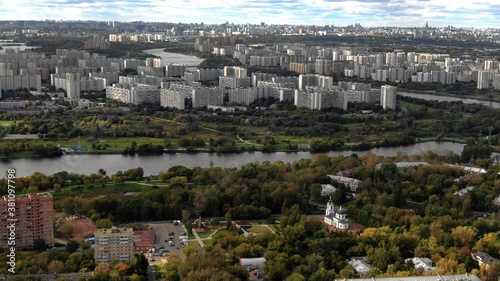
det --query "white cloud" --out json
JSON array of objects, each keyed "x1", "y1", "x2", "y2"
[{"x1": 0, "y1": 0, "x2": 497, "y2": 27}]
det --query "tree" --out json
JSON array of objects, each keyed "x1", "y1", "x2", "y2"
[
  {"x1": 48, "y1": 260, "x2": 64, "y2": 273},
  {"x1": 94, "y1": 262, "x2": 111, "y2": 277},
  {"x1": 264, "y1": 251, "x2": 288, "y2": 281},
  {"x1": 451, "y1": 226, "x2": 477, "y2": 248},
  {"x1": 33, "y1": 238, "x2": 47, "y2": 252},
  {"x1": 95, "y1": 218, "x2": 113, "y2": 229},
  {"x1": 338, "y1": 265, "x2": 357, "y2": 279},
  {"x1": 65, "y1": 240, "x2": 79, "y2": 253},
  {"x1": 286, "y1": 272, "x2": 306, "y2": 281}
]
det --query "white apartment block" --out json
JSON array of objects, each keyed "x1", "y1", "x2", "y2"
[
  {"x1": 160, "y1": 86, "x2": 222, "y2": 109},
  {"x1": 228, "y1": 88, "x2": 259, "y2": 105},
  {"x1": 252, "y1": 73, "x2": 298, "y2": 87},
  {"x1": 192, "y1": 87, "x2": 223, "y2": 108},
  {"x1": 80, "y1": 77, "x2": 107, "y2": 92},
  {"x1": 249, "y1": 56, "x2": 281, "y2": 67},
  {"x1": 298, "y1": 74, "x2": 333, "y2": 90},
  {"x1": 94, "y1": 227, "x2": 134, "y2": 264},
  {"x1": 344, "y1": 90, "x2": 380, "y2": 104},
  {"x1": 477, "y1": 70, "x2": 491, "y2": 89},
  {"x1": 119, "y1": 75, "x2": 165, "y2": 87},
  {"x1": 138, "y1": 66, "x2": 164, "y2": 77},
  {"x1": 124, "y1": 59, "x2": 146, "y2": 70},
  {"x1": 315, "y1": 59, "x2": 333, "y2": 74},
  {"x1": 165, "y1": 64, "x2": 187, "y2": 77},
  {"x1": 289, "y1": 62, "x2": 313, "y2": 74},
  {"x1": 183, "y1": 71, "x2": 200, "y2": 82},
  {"x1": 160, "y1": 89, "x2": 186, "y2": 109},
  {"x1": 219, "y1": 76, "x2": 251, "y2": 89},
  {"x1": 0, "y1": 74, "x2": 41, "y2": 93},
  {"x1": 106, "y1": 84, "x2": 160, "y2": 105},
  {"x1": 90, "y1": 71, "x2": 119, "y2": 85},
  {"x1": 493, "y1": 74, "x2": 500, "y2": 90},
  {"x1": 145, "y1": 58, "x2": 162, "y2": 68},
  {"x1": 198, "y1": 68, "x2": 223, "y2": 81},
  {"x1": 66, "y1": 73, "x2": 80, "y2": 98},
  {"x1": 223, "y1": 66, "x2": 247, "y2": 78},
  {"x1": 294, "y1": 88, "x2": 347, "y2": 110},
  {"x1": 380, "y1": 85, "x2": 397, "y2": 110},
  {"x1": 327, "y1": 174, "x2": 363, "y2": 192}
]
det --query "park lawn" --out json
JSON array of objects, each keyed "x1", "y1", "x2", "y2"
[
  {"x1": 0, "y1": 120, "x2": 14, "y2": 127},
  {"x1": 196, "y1": 228, "x2": 220, "y2": 239},
  {"x1": 55, "y1": 137, "x2": 166, "y2": 153},
  {"x1": 267, "y1": 224, "x2": 279, "y2": 233},
  {"x1": 400, "y1": 101, "x2": 439, "y2": 113},
  {"x1": 183, "y1": 242, "x2": 200, "y2": 250},
  {"x1": 246, "y1": 226, "x2": 274, "y2": 235},
  {"x1": 52, "y1": 182, "x2": 149, "y2": 201},
  {"x1": 8, "y1": 150, "x2": 35, "y2": 158}
]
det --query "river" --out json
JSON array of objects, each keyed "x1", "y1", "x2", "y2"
[
  {"x1": 0, "y1": 141, "x2": 466, "y2": 177},
  {"x1": 143, "y1": 48, "x2": 203, "y2": 71},
  {"x1": 398, "y1": 91, "x2": 500, "y2": 109}
]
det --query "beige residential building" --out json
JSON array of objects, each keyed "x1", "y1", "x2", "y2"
[{"x1": 94, "y1": 227, "x2": 134, "y2": 264}]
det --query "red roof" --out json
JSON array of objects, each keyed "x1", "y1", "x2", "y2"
[
  {"x1": 134, "y1": 230, "x2": 155, "y2": 241},
  {"x1": 133, "y1": 230, "x2": 155, "y2": 249}
]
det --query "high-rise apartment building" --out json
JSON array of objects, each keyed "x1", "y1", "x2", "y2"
[
  {"x1": 0, "y1": 193, "x2": 54, "y2": 249},
  {"x1": 94, "y1": 227, "x2": 134, "y2": 264},
  {"x1": 66, "y1": 73, "x2": 81, "y2": 99},
  {"x1": 477, "y1": 71, "x2": 490, "y2": 89},
  {"x1": 380, "y1": 85, "x2": 397, "y2": 110}
]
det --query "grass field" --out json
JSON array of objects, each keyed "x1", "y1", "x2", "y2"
[
  {"x1": 246, "y1": 226, "x2": 275, "y2": 235},
  {"x1": 55, "y1": 137, "x2": 166, "y2": 153},
  {"x1": 183, "y1": 242, "x2": 201, "y2": 250},
  {"x1": 0, "y1": 121, "x2": 14, "y2": 127},
  {"x1": 52, "y1": 182, "x2": 150, "y2": 201}
]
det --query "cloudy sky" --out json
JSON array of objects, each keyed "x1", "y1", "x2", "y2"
[{"x1": 0, "y1": 0, "x2": 498, "y2": 27}]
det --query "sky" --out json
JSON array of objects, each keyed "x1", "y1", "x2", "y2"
[{"x1": 0, "y1": 0, "x2": 499, "y2": 28}]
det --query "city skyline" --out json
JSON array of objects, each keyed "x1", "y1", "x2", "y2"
[{"x1": 0, "y1": 0, "x2": 499, "y2": 28}]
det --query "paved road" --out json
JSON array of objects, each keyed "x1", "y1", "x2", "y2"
[
  {"x1": 191, "y1": 228, "x2": 204, "y2": 247},
  {"x1": 147, "y1": 265, "x2": 156, "y2": 281}
]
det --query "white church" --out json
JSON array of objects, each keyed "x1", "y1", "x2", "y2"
[{"x1": 323, "y1": 198, "x2": 349, "y2": 230}]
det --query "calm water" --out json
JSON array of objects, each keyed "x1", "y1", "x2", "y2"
[
  {"x1": 0, "y1": 142, "x2": 466, "y2": 177},
  {"x1": 398, "y1": 91, "x2": 500, "y2": 109},
  {"x1": 143, "y1": 48, "x2": 204, "y2": 70}
]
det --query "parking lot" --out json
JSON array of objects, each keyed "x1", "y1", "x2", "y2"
[{"x1": 147, "y1": 221, "x2": 188, "y2": 263}]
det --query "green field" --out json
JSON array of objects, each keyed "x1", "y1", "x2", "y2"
[
  {"x1": 51, "y1": 182, "x2": 152, "y2": 201},
  {"x1": 246, "y1": 226, "x2": 275, "y2": 235},
  {"x1": 0, "y1": 121, "x2": 14, "y2": 127},
  {"x1": 55, "y1": 137, "x2": 166, "y2": 153}
]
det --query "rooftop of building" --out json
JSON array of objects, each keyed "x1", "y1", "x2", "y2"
[
  {"x1": 338, "y1": 274, "x2": 481, "y2": 281},
  {"x1": 95, "y1": 227, "x2": 134, "y2": 236},
  {"x1": 2, "y1": 192, "x2": 53, "y2": 200}
]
